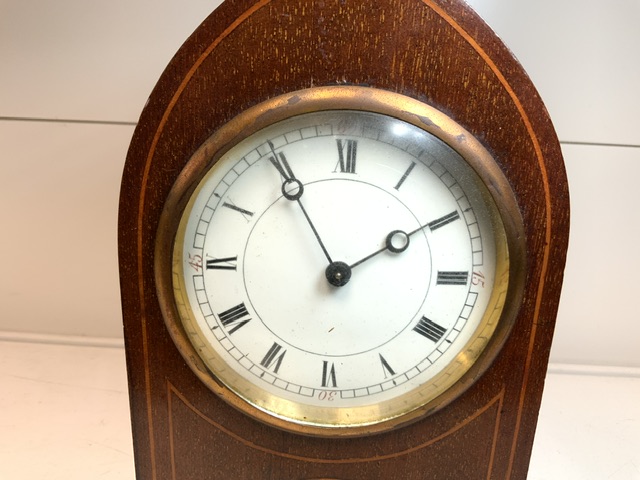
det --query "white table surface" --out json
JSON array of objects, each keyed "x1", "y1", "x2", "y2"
[{"x1": 1, "y1": 337, "x2": 638, "y2": 479}]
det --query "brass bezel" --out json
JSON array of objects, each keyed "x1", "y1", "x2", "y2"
[{"x1": 155, "y1": 86, "x2": 526, "y2": 437}]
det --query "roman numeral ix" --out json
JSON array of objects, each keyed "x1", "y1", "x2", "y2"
[{"x1": 205, "y1": 256, "x2": 238, "y2": 271}]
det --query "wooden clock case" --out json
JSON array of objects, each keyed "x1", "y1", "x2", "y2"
[{"x1": 118, "y1": 0, "x2": 570, "y2": 478}]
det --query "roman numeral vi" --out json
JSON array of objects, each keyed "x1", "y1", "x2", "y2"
[{"x1": 321, "y1": 361, "x2": 338, "y2": 388}]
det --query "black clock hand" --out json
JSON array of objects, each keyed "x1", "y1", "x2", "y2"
[
  {"x1": 349, "y1": 230, "x2": 411, "y2": 269},
  {"x1": 268, "y1": 143, "x2": 304, "y2": 201},
  {"x1": 349, "y1": 215, "x2": 445, "y2": 270},
  {"x1": 268, "y1": 142, "x2": 333, "y2": 265},
  {"x1": 322, "y1": 229, "x2": 409, "y2": 288}
]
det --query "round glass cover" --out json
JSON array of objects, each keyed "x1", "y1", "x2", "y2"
[{"x1": 156, "y1": 87, "x2": 523, "y2": 436}]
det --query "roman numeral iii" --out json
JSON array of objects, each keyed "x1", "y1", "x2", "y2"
[{"x1": 436, "y1": 271, "x2": 469, "y2": 285}]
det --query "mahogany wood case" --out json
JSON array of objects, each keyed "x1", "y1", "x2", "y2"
[{"x1": 118, "y1": 0, "x2": 570, "y2": 478}]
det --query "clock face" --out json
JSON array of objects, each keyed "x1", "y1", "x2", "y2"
[{"x1": 157, "y1": 87, "x2": 522, "y2": 436}]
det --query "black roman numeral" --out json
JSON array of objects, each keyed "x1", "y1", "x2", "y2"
[
  {"x1": 218, "y1": 303, "x2": 251, "y2": 334},
  {"x1": 335, "y1": 139, "x2": 357, "y2": 174},
  {"x1": 394, "y1": 161, "x2": 416, "y2": 190},
  {"x1": 379, "y1": 354, "x2": 396, "y2": 378},
  {"x1": 260, "y1": 342, "x2": 286, "y2": 374},
  {"x1": 436, "y1": 271, "x2": 469, "y2": 285},
  {"x1": 413, "y1": 316, "x2": 447, "y2": 343},
  {"x1": 205, "y1": 256, "x2": 238, "y2": 271},
  {"x1": 428, "y1": 211, "x2": 460, "y2": 231},
  {"x1": 321, "y1": 361, "x2": 338, "y2": 387},
  {"x1": 268, "y1": 142, "x2": 295, "y2": 181},
  {"x1": 222, "y1": 201, "x2": 254, "y2": 221}
]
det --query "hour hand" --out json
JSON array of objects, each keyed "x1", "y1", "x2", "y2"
[
  {"x1": 268, "y1": 141, "x2": 304, "y2": 201},
  {"x1": 349, "y1": 230, "x2": 411, "y2": 269},
  {"x1": 349, "y1": 212, "x2": 455, "y2": 270},
  {"x1": 325, "y1": 230, "x2": 410, "y2": 288}
]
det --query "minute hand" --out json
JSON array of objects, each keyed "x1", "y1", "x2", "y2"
[{"x1": 267, "y1": 142, "x2": 333, "y2": 265}]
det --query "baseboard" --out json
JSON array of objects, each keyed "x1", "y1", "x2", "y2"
[
  {"x1": 2, "y1": 330, "x2": 639, "y2": 378},
  {"x1": 547, "y1": 362, "x2": 640, "y2": 378},
  {"x1": 0, "y1": 330, "x2": 124, "y2": 349}
]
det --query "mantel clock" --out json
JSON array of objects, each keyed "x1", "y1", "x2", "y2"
[{"x1": 119, "y1": 1, "x2": 569, "y2": 478}]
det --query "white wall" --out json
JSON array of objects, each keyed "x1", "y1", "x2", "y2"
[
  {"x1": 465, "y1": 0, "x2": 640, "y2": 368},
  {"x1": 1, "y1": 0, "x2": 638, "y2": 368},
  {"x1": 1, "y1": 0, "x2": 219, "y2": 339}
]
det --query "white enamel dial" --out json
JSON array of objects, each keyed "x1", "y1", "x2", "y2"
[{"x1": 160, "y1": 89, "x2": 517, "y2": 435}]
